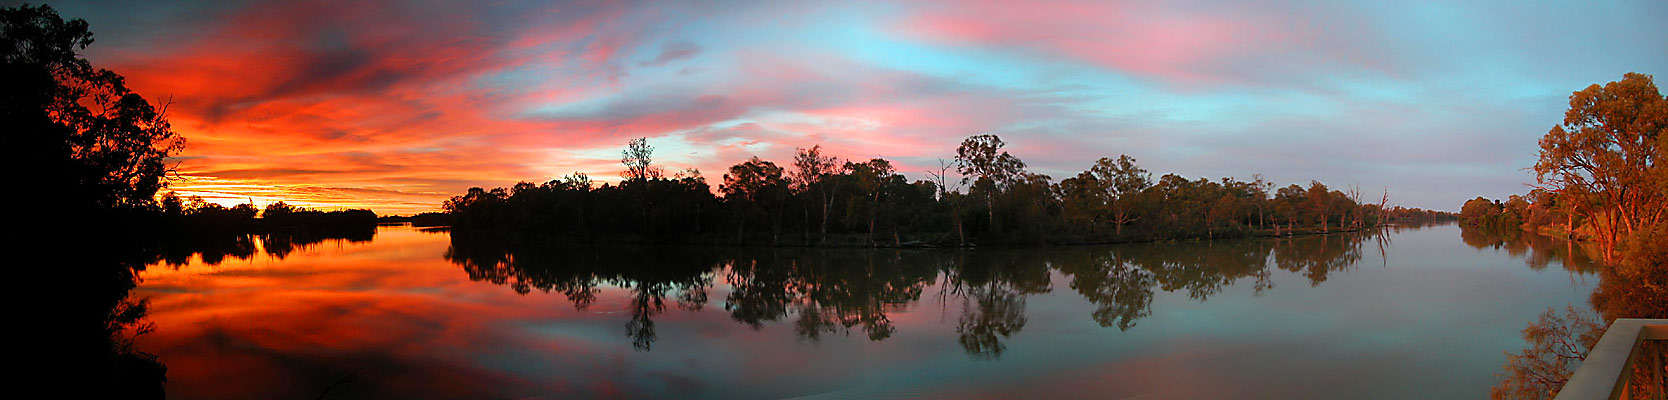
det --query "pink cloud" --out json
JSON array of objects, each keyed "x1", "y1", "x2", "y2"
[{"x1": 887, "y1": 1, "x2": 1343, "y2": 87}]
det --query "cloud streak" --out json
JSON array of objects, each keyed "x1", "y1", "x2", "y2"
[{"x1": 51, "y1": 0, "x2": 1668, "y2": 213}]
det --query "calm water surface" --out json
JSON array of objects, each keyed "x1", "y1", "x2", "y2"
[{"x1": 135, "y1": 223, "x2": 1597, "y2": 399}]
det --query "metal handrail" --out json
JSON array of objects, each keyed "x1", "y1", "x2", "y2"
[{"x1": 1555, "y1": 319, "x2": 1667, "y2": 400}]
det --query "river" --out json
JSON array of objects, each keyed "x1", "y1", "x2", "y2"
[{"x1": 132, "y1": 223, "x2": 1598, "y2": 399}]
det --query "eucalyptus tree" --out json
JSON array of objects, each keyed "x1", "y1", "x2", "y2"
[
  {"x1": 722, "y1": 157, "x2": 790, "y2": 244},
  {"x1": 954, "y1": 134, "x2": 1027, "y2": 228},
  {"x1": 845, "y1": 158, "x2": 898, "y2": 243},
  {"x1": 1087, "y1": 155, "x2": 1150, "y2": 236},
  {"x1": 1532, "y1": 72, "x2": 1666, "y2": 261},
  {"x1": 792, "y1": 145, "x2": 842, "y2": 242}
]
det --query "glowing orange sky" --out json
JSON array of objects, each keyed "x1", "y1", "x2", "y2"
[{"x1": 53, "y1": 0, "x2": 1668, "y2": 214}]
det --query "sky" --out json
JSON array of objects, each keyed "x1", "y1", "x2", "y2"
[{"x1": 36, "y1": 0, "x2": 1668, "y2": 215}]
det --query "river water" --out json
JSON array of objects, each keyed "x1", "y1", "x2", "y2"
[{"x1": 134, "y1": 223, "x2": 1598, "y2": 399}]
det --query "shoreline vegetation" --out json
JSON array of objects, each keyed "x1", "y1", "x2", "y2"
[
  {"x1": 153, "y1": 196, "x2": 378, "y2": 237},
  {"x1": 9, "y1": 2, "x2": 1660, "y2": 398},
  {"x1": 442, "y1": 135, "x2": 1455, "y2": 248},
  {"x1": 378, "y1": 212, "x2": 454, "y2": 227},
  {"x1": 1470, "y1": 72, "x2": 1666, "y2": 400}
]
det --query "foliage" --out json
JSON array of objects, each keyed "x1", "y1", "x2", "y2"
[
  {"x1": 4, "y1": 6, "x2": 368, "y2": 395},
  {"x1": 793, "y1": 145, "x2": 843, "y2": 241},
  {"x1": 621, "y1": 137, "x2": 664, "y2": 180},
  {"x1": 1484, "y1": 73, "x2": 1668, "y2": 399},
  {"x1": 1531, "y1": 72, "x2": 1667, "y2": 261},
  {"x1": 2, "y1": 4, "x2": 182, "y2": 211},
  {"x1": 1461, "y1": 196, "x2": 1522, "y2": 231},
  {"x1": 1591, "y1": 220, "x2": 1668, "y2": 321},
  {"x1": 447, "y1": 135, "x2": 1437, "y2": 246}
]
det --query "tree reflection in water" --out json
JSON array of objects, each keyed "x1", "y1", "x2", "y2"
[
  {"x1": 1460, "y1": 226, "x2": 1599, "y2": 274},
  {"x1": 446, "y1": 238, "x2": 719, "y2": 350},
  {"x1": 153, "y1": 228, "x2": 378, "y2": 268},
  {"x1": 447, "y1": 228, "x2": 1388, "y2": 359},
  {"x1": 1463, "y1": 225, "x2": 1659, "y2": 399},
  {"x1": 1274, "y1": 233, "x2": 1366, "y2": 286},
  {"x1": 1057, "y1": 249, "x2": 1156, "y2": 331},
  {"x1": 946, "y1": 251, "x2": 1051, "y2": 359}
]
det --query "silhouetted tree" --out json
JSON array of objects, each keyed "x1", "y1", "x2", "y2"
[
  {"x1": 955, "y1": 134, "x2": 1027, "y2": 228},
  {"x1": 846, "y1": 158, "x2": 897, "y2": 244},
  {"x1": 723, "y1": 157, "x2": 790, "y2": 244},
  {"x1": 620, "y1": 137, "x2": 664, "y2": 181},
  {"x1": 793, "y1": 145, "x2": 843, "y2": 242},
  {"x1": 3, "y1": 4, "x2": 182, "y2": 213}
]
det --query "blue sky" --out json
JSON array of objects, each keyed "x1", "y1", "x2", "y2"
[{"x1": 39, "y1": 0, "x2": 1668, "y2": 213}]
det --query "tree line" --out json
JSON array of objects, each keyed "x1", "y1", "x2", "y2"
[
  {"x1": 445, "y1": 135, "x2": 1453, "y2": 246},
  {"x1": 378, "y1": 212, "x2": 453, "y2": 227},
  {"x1": 150, "y1": 193, "x2": 378, "y2": 237}
]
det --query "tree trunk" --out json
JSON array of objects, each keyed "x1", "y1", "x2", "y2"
[
  {"x1": 987, "y1": 192, "x2": 996, "y2": 230},
  {"x1": 1322, "y1": 210, "x2": 1329, "y2": 233},
  {"x1": 772, "y1": 203, "x2": 783, "y2": 246},
  {"x1": 1567, "y1": 210, "x2": 1574, "y2": 238},
  {"x1": 820, "y1": 196, "x2": 831, "y2": 242},
  {"x1": 953, "y1": 202, "x2": 966, "y2": 246},
  {"x1": 869, "y1": 191, "x2": 880, "y2": 245}
]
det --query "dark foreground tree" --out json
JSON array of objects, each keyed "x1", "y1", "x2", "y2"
[
  {"x1": 5, "y1": 4, "x2": 175, "y2": 397},
  {"x1": 3, "y1": 4, "x2": 183, "y2": 212}
]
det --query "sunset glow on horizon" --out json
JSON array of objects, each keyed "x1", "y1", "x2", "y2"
[{"x1": 49, "y1": 0, "x2": 1668, "y2": 215}]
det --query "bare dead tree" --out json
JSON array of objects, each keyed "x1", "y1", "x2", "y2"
[{"x1": 928, "y1": 159, "x2": 966, "y2": 246}]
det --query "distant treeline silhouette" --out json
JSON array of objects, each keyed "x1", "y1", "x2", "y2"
[
  {"x1": 444, "y1": 135, "x2": 1454, "y2": 246},
  {"x1": 154, "y1": 194, "x2": 378, "y2": 237},
  {"x1": 378, "y1": 212, "x2": 454, "y2": 227}
]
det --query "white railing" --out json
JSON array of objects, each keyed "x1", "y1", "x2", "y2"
[{"x1": 1556, "y1": 319, "x2": 1667, "y2": 400}]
